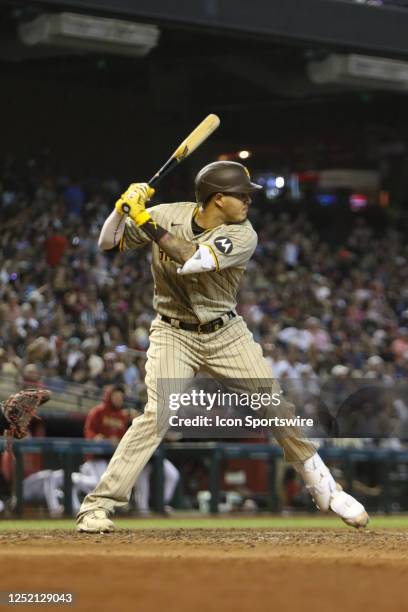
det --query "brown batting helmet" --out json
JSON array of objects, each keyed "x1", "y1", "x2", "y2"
[{"x1": 195, "y1": 161, "x2": 262, "y2": 204}]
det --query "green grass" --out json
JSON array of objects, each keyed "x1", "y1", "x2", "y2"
[{"x1": 1, "y1": 515, "x2": 408, "y2": 531}]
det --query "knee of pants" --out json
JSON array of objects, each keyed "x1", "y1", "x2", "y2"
[
  {"x1": 258, "y1": 397, "x2": 296, "y2": 420},
  {"x1": 134, "y1": 403, "x2": 171, "y2": 439}
]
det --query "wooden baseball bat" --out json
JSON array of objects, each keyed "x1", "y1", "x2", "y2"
[
  {"x1": 120, "y1": 114, "x2": 220, "y2": 214},
  {"x1": 148, "y1": 113, "x2": 220, "y2": 188}
]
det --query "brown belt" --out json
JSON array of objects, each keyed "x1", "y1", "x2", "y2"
[{"x1": 160, "y1": 311, "x2": 235, "y2": 334}]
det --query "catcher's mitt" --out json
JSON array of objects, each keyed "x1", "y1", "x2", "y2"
[{"x1": 1, "y1": 389, "x2": 51, "y2": 440}]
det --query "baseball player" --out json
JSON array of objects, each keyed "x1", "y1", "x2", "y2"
[
  {"x1": 1, "y1": 452, "x2": 69, "y2": 517},
  {"x1": 76, "y1": 161, "x2": 369, "y2": 532}
]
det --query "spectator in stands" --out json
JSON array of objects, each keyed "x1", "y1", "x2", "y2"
[
  {"x1": 391, "y1": 328, "x2": 408, "y2": 361},
  {"x1": 63, "y1": 179, "x2": 85, "y2": 218},
  {"x1": 15, "y1": 303, "x2": 39, "y2": 340},
  {"x1": 21, "y1": 364, "x2": 44, "y2": 389},
  {"x1": 44, "y1": 224, "x2": 69, "y2": 267},
  {"x1": 0, "y1": 348, "x2": 20, "y2": 377}
]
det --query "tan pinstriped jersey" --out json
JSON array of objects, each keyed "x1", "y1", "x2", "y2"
[{"x1": 120, "y1": 202, "x2": 257, "y2": 323}]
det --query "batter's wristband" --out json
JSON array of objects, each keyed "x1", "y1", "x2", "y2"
[{"x1": 139, "y1": 217, "x2": 168, "y2": 242}]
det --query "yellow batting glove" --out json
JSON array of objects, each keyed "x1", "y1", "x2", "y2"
[{"x1": 115, "y1": 183, "x2": 155, "y2": 226}]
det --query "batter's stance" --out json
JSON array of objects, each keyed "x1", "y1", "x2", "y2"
[{"x1": 77, "y1": 161, "x2": 368, "y2": 532}]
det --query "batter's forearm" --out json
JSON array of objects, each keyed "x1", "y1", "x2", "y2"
[
  {"x1": 157, "y1": 233, "x2": 197, "y2": 264},
  {"x1": 140, "y1": 219, "x2": 196, "y2": 264},
  {"x1": 98, "y1": 210, "x2": 126, "y2": 250}
]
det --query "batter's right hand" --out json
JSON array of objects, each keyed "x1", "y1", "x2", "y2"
[{"x1": 115, "y1": 183, "x2": 155, "y2": 225}]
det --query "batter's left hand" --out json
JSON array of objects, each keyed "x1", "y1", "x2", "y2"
[{"x1": 115, "y1": 183, "x2": 155, "y2": 226}]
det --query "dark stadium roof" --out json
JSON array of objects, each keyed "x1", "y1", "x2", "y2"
[{"x1": 2, "y1": 0, "x2": 408, "y2": 174}]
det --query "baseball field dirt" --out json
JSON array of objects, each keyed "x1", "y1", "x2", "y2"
[{"x1": 0, "y1": 527, "x2": 407, "y2": 612}]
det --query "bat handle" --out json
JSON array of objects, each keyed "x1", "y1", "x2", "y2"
[
  {"x1": 148, "y1": 174, "x2": 160, "y2": 189},
  {"x1": 148, "y1": 156, "x2": 178, "y2": 189}
]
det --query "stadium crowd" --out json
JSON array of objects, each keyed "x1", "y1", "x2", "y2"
[
  {"x1": 0, "y1": 154, "x2": 408, "y2": 401},
  {"x1": 1, "y1": 154, "x2": 408, "y2": 514}
]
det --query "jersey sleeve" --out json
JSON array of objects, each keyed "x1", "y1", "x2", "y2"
[
  {"x1": 204, "y1": 224, "x2": 258, "y2": 271},
  {"x1": 119, "y1": 218, "x2": 151, "y2": 251}
]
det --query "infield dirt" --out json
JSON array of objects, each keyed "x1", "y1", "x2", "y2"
[{"x1": 0, "y1": 528, "x2": 407, "y2": 612}]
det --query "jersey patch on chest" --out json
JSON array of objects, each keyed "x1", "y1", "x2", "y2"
[{"x1": 214, "y1": 236, "x2": 233, "y2": 254}]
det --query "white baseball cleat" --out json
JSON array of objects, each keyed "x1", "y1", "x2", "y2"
[
  {"x1": 330, "y1": 485, "x2": 369, "y2": 529},
  {"x1": 294, "y1": 453, "x2": 369, "y2": 528},
  {"x1": 76, "y1": 509, "x2": 115, "y2": 533}
]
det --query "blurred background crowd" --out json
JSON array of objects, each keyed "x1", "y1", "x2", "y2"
[
  {"x1": 1, "y1": 154, "x2": 407, "y2": 402},
  {"x1": 2, "y1": 154, "x2": 407, "y2": 514}
]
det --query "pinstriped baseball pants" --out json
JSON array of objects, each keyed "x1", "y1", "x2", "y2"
[{"x1": 78, "y1": 315, "x2": 315, "y2": 517}]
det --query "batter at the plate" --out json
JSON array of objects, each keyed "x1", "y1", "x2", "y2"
[{"x1": 76, "y1": 161, "x2": 369, "y2": 532}]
